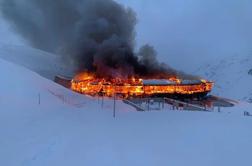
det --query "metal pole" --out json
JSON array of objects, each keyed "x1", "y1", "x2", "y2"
[
  {"x1": 162, "y1": 99, "x2": 165, "y2": 109},
  {"x1": 113, "y1": 92, "x2": 116, "y2": 118},
  {"x1": 38, "y1": 93, "x2": 40, "y2": 105},
  {"x1": 148, "y1": 98, "x2": 150, "y2": 111},
  {"x1": 101, "y1": 94, "x2": 104, "y2": 108}
]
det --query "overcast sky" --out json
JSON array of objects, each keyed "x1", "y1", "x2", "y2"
[
  {"x1": 1, "y1": 0, "x2": 252, "y2": 71},
  {"x1": 0, "y1": 14, "x2": 25, "y2": 45}
]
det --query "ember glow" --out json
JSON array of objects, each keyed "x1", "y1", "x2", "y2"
[{"x1": 71, "y1": 72, "x2": 214, "y2": 98}]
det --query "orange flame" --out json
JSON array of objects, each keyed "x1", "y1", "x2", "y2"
[{"x1": 71, "y1": 72, "x2": 214, "y2": 98}]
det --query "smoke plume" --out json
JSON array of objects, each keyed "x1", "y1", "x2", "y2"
[{"x1": 0, "y1": 0, "x2": 196, "y2": 79}]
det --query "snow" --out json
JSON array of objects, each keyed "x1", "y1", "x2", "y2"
[
  {"x1": 196, "y1": 54, "x2": 252, "y2": 102},
  {"x1": 1, "y1": 48, "x2": 252, "y2": 166},
  {"x1": 0, "y1": 44, "x2": 73, "y2": 80}
]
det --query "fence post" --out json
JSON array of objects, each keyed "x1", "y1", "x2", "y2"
[
  {"x1": 113, "y1": 93, "x2": 116, "y2": 118},
  {"x1": 162, "y1": 99, "x2": 165, "y2": 109},
  {"x1": 38, "y1": 93, "x2": 40, "y2": 105},
  {"x1": 102, "y1": 95, "x2": 104, "y2": 108},
  {"x1": 147, "y1": 98, "x2": 150, "y2": 111}
]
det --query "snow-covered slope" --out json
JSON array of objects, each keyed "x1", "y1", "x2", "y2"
[
  {"x1": 196, "y1": 55, "x2": 252, "y2": 101},
  {"x1": 1, "y1": 57, "x2": 252, "y2": 165},
  {"x1": 0, "y1": 44, "x2": 73, "y2": 80}
]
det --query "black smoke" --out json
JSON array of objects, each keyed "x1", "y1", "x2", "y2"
[{"x1": 0, "y1": 0, "x2": 197, "y2": 79}]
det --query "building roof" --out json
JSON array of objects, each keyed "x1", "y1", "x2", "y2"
[
  {"x1": 142, "y1": 79, "x2": 175, "y2": 86},
  {"x1": 180, "y1": 80, "x2": 202, "y2": 85}
]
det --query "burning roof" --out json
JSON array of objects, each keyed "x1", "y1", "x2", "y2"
[
  {"x1": 71, "y1": 72, "x2": 214, "y2": 98},
  {"x1": 142, "y1": 80, "x2": 174, "y2": 86}
]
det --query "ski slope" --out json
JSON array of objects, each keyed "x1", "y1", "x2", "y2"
[
  {"x1": 0, "y1": 44, "x2": 73, "y2": 80},
  {"x1": 196, "y1": 54, "x2": 252, "y2": 102},
  {"x1": 1, "y1": 54, "x2": 252, "y2": 165}
]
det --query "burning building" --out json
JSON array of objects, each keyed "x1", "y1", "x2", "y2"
[{"x1": 70, "y1": 72, "x2": 214, "y2": 99}]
